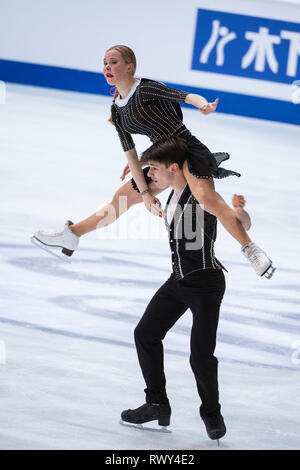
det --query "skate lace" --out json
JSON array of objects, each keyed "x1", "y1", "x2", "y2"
[
  {"x1": 53, "y1": 229, "x2": 64, "y2": 236},
  {"x1": 246, "y1": 244, "x2": 265, "y2": 266},
  {"x1": 40, "y1": 228, "x2": 65, "y2": 237},
  {"x1": 40, "y1": 223, "x2": 70, "y2": 237}
]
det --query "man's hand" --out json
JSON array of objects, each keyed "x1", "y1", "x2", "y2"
[
  {"x1": 232, "y1": 194, "x2": 251, "y2": 231},
  {"x1": 142, "y1": 192, "x2": 165, "y2": 218},
  {"x1": 120, "y1": 160, "x2": 145, "y2": 181},
  {"x1": 232, "y1": 194, "x2": 246, "y2": 209},
  {"x1": 120, "y1": 164, "x2": 131, "y2": 181},
  {"x1": 200, "y1": 98, "x2": 219, "y2": 115}
]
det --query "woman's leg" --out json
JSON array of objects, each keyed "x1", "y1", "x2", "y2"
[
  {"x1": 183, "y1": 162, "x2": 251, "y2": 246},
  {"x1": 70, "y1": 180, "x2": 165, "y2": 237},
  {"x1": 31, "y1": 179, "x2": 167, "y2": 257}
]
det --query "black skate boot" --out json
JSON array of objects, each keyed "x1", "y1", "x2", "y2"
[
  {"x1": 200, "y1": 406, "x2": 226, "y2": 444},
  {"x1": 120, "y1": 398, "x2": 171, "y2": 433}
]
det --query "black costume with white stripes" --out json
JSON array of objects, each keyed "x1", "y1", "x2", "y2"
[{"x1": 111, "y1": 78, "x2": 240, "y2": 179}]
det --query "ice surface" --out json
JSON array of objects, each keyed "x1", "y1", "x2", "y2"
[{"x1": 0, "y1": 84, "x2": 299, "y2": 450}]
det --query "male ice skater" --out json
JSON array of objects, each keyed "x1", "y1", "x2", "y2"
[{"x1": 120, "y1": 137, "x2": 252, "y2": 442}]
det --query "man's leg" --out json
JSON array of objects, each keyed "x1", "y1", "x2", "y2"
[
  {"x1": 179, "y1": 270, "x2": 225, "y2": 414},
  {"x1": 134, "y1": 275, "x2": 188, "y2": 404},
  {"x1": 177, "y1": 269, "x2": 227, "y2": 440}
]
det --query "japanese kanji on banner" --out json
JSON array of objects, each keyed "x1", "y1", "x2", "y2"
[{"x1": 192, "y1": 9, "x2": 300, "y2": 84}]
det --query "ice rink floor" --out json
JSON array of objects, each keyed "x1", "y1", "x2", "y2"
[{"x1": 0, "y1": 84, "x2": 300, "y2": 450}]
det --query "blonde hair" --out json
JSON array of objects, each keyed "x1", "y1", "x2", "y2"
[{"x1": 106, "y1": 45, "x2": 137, "y2": 124}]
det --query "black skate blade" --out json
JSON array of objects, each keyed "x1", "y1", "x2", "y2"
[
  {"x1": 263, "y1": 265, "x2": 276, "y2": 279},
  {"x1": 30, "y1": 236, "x2": 71, "y2": 264},
  {"x1": 119, "y1": 420, "x2": 172, "y2": 434}
]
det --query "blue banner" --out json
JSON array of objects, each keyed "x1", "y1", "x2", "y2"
[
  {"x1": 0, "y1": 59, "x2": 299, "y2": 125},
  {"x1": 191, "y1": 9, "x2": 300, "y2": 84}
]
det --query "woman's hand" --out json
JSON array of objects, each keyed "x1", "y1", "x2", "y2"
[
  {"x1": 120, "y1": 164, "x2": 131, "y2": 181},
  {"x1": 142, "y1": 192, "x2": 165, "y2": 218},
  {"x1": 185, "y1": 94, "x2": 219, "y2": 115},
  {"x1": 199, "y1": 98, "x2": 219, "y2": 115}
]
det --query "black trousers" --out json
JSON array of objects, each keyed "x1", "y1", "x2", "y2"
[{"x1": 134, "y1": 269, "x2": 225, "y2": 414}]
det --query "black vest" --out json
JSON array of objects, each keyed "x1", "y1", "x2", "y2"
[{"x1": 164, "y1": 185, "x2": 226, "y2": 280}]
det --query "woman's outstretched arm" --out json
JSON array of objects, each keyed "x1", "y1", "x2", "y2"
[{"x1": 185, "y1": 94, "x2": 219, "y2": 115}]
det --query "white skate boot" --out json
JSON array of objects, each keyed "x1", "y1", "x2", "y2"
[
  {"x1": 31, "y1": 220, "x2": 79, "y2": 261},
  {"x1": 241, "y1": 242, "x2": 276, "y2": 279}
]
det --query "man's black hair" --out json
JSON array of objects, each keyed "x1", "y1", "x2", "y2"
[{"x1": 140, "y1": 136, "x2": 189, "y2": 168}]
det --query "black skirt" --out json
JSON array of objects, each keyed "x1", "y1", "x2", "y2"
[{"x1": 131, "y1": 128, "x2": 241, "y2": 192}]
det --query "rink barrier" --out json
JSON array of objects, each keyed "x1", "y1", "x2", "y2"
[{"x1": 0, "y1": 58, "x2": 299, "y2": 125}]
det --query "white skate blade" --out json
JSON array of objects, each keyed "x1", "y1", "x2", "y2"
[
  {"x1": 30, "y1": 236, "x2": 71, "y2": 263},
  {"x1": 119, "y1": 420, "x2": 172, "y2": 434},
  {"x1": 263, "y1": 265, "x2": 276, "y2": 279}
]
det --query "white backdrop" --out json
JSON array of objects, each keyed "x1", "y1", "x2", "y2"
[{"x1": 0, "y1": 0, "x2": 299, "y2": 102}]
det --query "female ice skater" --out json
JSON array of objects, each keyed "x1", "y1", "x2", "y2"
[{"x1": 31, "y1": 45, "x2": 274, "y2": 278}]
